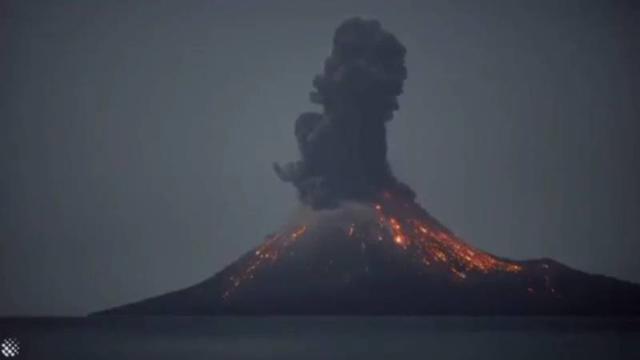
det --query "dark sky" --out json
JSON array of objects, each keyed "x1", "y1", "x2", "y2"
[{"x1": 1, "y1": 0, "x2": 638, "y2": 316}]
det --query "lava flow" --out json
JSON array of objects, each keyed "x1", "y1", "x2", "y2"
[
  {"x1": 372, "y1": 192, "x2": 522, "y2": 279},
  {"x1": 222, "y1": 191, "x2": 523, "y2": 300},
  {"x1": 222, "y1": 225, "x2": 307, "y2": 300}
]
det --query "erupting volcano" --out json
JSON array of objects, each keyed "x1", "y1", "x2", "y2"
[{"x1": 99, "y1": 17, "x2": 640, "y2": 316}]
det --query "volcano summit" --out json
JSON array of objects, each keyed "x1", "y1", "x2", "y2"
[{"x1": 99, "y1": 18, "x2": 640, "y2": 316}]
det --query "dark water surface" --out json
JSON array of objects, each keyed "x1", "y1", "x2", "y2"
[{"x1": 1, "y1": 317, "x2": 639, "y2": 359}]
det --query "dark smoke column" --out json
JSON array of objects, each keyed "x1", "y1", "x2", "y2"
[{"x1": 274, "y1": 17, "x2": 415, "y2": 208}]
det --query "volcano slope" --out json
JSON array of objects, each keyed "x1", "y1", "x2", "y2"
[{"x1": 98, "y1": 192, "x2": 640, "y2": 316}]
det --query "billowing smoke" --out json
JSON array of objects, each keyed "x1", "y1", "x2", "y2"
[{"x1": 274, "y1": 17, "x2": 415, "y2": 208}]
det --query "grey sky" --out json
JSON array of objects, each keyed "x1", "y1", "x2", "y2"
[{"x1": 1, "y1": 0, "x2": 638, "y2": 315}]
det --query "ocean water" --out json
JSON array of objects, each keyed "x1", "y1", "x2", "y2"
[{"x1": 1, "y1": 317, "x2": 639, "y2": 359}]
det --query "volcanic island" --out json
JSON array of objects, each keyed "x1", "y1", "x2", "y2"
[{"x1": 98, "y1": 18, "x2": 640, "y2": 316}]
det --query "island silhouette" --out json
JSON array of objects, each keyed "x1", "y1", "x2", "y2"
[{"x1": 98, "y1": 17, "x2": 640, "y2": 316}]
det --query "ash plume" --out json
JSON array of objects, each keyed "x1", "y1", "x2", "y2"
[{"x1": 274, "y1": 17, "x2": 415, "y2": 208}]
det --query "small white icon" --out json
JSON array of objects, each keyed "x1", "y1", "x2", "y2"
[{"x1": 1, "y1": 338, "x2": 19, "y2": 358}]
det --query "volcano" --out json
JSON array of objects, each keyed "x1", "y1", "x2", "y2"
[
  {"x1": 98, "y1": 18, "x2": 640, "y2": 316},
  {"x1": 99, "y1": 192, "x2": 640, "y2": 316}
]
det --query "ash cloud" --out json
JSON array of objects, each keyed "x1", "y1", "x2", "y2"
[{"x1": 274, "y1": 17, "x2": 415, "y2": 208}]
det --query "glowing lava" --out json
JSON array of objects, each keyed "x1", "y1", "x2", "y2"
[
  {"x1": 373, "y1": 195, "x2": 522, "y2": 279},
  {"x1": 223, "y1": 225, "x2": 307, "y2": 300},
  {"x1": 222, "y1": 191, "x2": 523, "y2": 300}
]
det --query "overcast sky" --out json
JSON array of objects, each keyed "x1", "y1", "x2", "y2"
[{"x1": 1, "y1": 0, "x2": 639, "y2": 316}]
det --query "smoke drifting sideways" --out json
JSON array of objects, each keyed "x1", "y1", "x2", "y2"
[{"x1": 274, "y1": 17, "x2": 416, "y2": 209}]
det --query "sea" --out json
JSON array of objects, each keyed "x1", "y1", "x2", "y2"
[{"x1": 1, "y1": 316, "x2": 639, "y2": 359}]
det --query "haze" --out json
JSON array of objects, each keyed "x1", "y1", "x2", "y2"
[{"x1": 1, "y1": 0, "x2": 638, "y2": 315}]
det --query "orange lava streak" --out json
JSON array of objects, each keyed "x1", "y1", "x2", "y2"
[
  {"x1": 223, "y1": 225, "x2": 307, "y2": 300},
  {"x1": 374, "y1": 202, "x2": 522, "y2": 278},
  {"x1": 291, "y1": 225, "x2": 307, "y2": 239}
]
